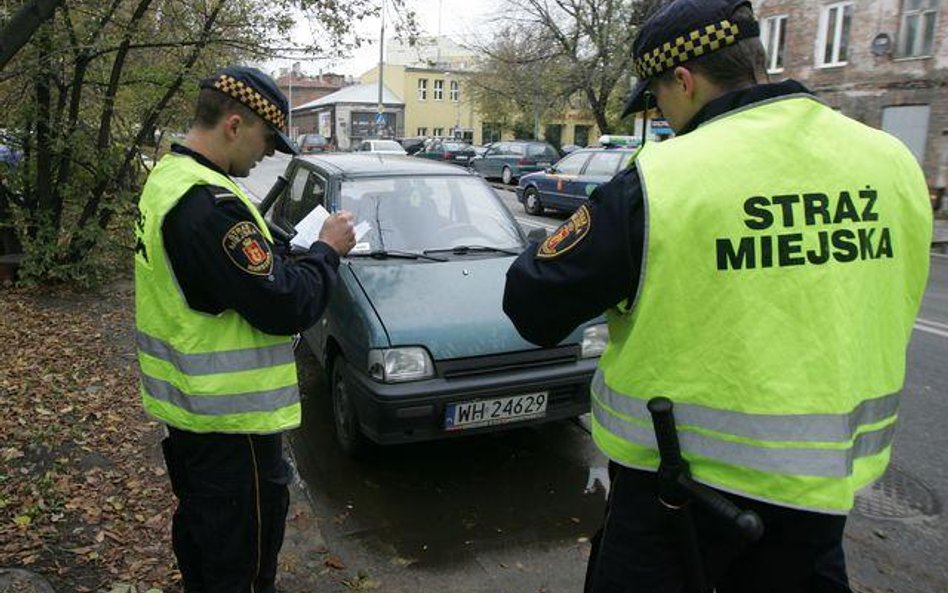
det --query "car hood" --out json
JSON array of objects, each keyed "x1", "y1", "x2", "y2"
[{"x1": 349, "y1": 256, "x2": 574, "y2": 359}]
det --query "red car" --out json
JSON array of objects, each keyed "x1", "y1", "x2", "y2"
[{"x1": 298, "y1": 133, "x2": 333, "y2": 154}]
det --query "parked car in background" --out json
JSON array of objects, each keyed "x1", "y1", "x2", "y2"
[
  {"x1": 261, "y1": 154, "x2": 603, "y2": 455},
  {"x1": 414, "y1": 139, "x2": 477, "y2": 166},
  {"x1": 396, "y1": 136, "x2": 427, "y2": 155},
  {"x1": 356, "y1": 139, "x2": 408, "y2": 155},
  {"x1": 471, "y1": 144, "x2": 491, "y2": 158},
  {"x1": 298, "y1": 133, "x2": 333, "y2": 154},
  {"x1": 516, "y1": 145, "x2": 639, "y2": 215},
  {"x1": 469, "y1": 140, "x2": 559, "y2": 185},
  {"x1": 0, "y1": 130, "x2": 23, "y2": 182}
]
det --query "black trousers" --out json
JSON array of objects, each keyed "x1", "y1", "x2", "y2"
[
  {"x1": 584, "y1": 463, "x2": 852, "y2": 593},
  {"x1": 162, "y1": 427, "x2": 291, "y2": 593}
]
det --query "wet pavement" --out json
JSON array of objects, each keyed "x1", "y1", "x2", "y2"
[{"x1": 288, "y1": 346, "x2": 609, "y2": 592}]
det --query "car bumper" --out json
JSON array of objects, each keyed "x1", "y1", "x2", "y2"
[{"x1": 346, "y1": 357, "x2": 597, "y2": 444}]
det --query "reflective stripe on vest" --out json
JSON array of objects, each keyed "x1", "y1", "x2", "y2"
[
  {"x1": 592, "y1": 371, "x2": 899, "y2": 444},
  {"x1": 592, "y1": 370, "x2": 896, "y2": 478},
  {"x1": 135, "y1": 153, "x2": 300, "y2": 434},
  {"x1": 141, "y1": 374, "x2": 300, "y2": 416},
  {"x1": 137, "y1": 330, "x2": 295, "y2": 376}
]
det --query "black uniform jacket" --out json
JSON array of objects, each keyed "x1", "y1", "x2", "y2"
[
  {"x1": 503, "y1": 80, "x2": 811, "y2": 347},
  {"x1": 162, "y1": 144, "x2": 339, "y2": 335}
]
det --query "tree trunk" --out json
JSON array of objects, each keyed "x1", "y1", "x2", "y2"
[{"x1": 0, "y1": 0, "x2": 64, "y2": 72}]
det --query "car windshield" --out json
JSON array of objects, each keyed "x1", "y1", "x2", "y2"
[
  {"x1": 302, "y1": 134, "x2": 327, "y2": 145},
  {"x1": 373, "y1": 140, "x2": 404, "y2": 151},
  {"x1": 443, "y1": 142, "x2": 469, "y2": 151},
  {"x1": 340, "y1": 176, "x2": 523, "y2": 254}
]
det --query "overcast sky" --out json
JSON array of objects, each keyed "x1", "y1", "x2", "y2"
[{"x1": 269, "y1": 0, "x2": 503, "y2": 78}]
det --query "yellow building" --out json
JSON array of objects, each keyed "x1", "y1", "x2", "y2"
[{"x1": 360, "y1": 64, "x2": 482, "y2": 144}]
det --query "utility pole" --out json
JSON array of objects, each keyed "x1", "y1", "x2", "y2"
[{"x1": 376, "y1": 0, "x2": 386, "y2": 138}]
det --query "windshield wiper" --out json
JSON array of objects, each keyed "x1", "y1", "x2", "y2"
[
  {"x1": 424, "y1": 245, "x2": 520, "y2": 256},
  {"x1": 348, "y1": 249, "x2": 447, "y2": 262}
]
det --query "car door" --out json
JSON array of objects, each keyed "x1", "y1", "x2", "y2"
[
  {"x1": 269, "y1": 161, "x2": 333, "y2": 358},
  {"x1": 477, "y1": 143, "x2": 501, "y2": 177},
  {"x1": 544, "y1": 152, "x2": 591, "y2": 210}
]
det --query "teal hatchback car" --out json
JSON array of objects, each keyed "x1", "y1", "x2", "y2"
[{"x1": 263, "y1": 154, "x2": 605, "y2": 455}]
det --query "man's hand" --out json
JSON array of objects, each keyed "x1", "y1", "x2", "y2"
[{"x1": 319, "y1": 211, "x2": 356, "y2": 255}]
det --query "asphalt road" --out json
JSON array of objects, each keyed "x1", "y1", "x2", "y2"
[{"x1": 245, "y1": 155, "x2": 948, "y2": 592}]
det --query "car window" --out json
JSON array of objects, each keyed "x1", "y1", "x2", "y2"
[
  {"x1": 583, "y1": 152, "x2": 626, "y2": 176},
  {"x1": 443, "y1": 142, "x2": 469, "y2": 151},
  {"x1": 485, "y1": 144, "x2": 500, "y2": 156},
  {"x1": 340, "y1": 176, "x2": 523, "y2": 252},
  {"x1": 375, "y1": 140, "x2": 404, "y2": 151},
  {"x1": 554, "y1": 152, "x2": 590, "y2": 175},
  {"x1": 281, "y1": 167, "x2": 326, "y2": 227},
  {"x1": 528, "y1": 144, "x2": 557, "y2": 158},
  {"x1": 360, "y1": 142, "x2": 371, "y2": 151},
  {"x1": 509, "y1": 144, "x2": 526, "y2": 156}
]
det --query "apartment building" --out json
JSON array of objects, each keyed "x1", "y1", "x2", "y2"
[{"x1": 754, "y1": 0, "x2": 946, "y2": 202}]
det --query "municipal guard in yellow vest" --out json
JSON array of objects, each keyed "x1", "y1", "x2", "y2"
[
  {"x1": 134, "y1": 66, "x2": 356, "y2": 593},
  {"x1": 503, "y1": 1, "x2": 932, "y2": 591}
]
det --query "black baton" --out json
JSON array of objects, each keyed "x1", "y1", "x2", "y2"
[{"x1": 647, "y1": 397, "x2": 764, "y2": 593}]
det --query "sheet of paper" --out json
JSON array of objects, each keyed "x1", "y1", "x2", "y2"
[
  {"x1": 290, "y1": 205, "x2": 330, "y2": 249},
  {"x1": 290, "y1": 206, "x2": 373, "y2": 249},
  {"x1": 354, "y1": 221, "x2": 372, "y2": 241}
]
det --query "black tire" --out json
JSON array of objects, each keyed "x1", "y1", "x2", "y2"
[
  {"x1": 331, "y1": 357, "x2": 369, "y2": 457},
  {"x1": 523, "y1": 187, "x2": 544, "y2": 216},
  {"x1": 502, "y1": 166, "x2": 514, "y2": 185}
]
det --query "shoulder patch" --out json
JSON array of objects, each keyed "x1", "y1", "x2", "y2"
[
  {"x1": 222, "y1": 221, "x2": 274, "y2": 275},
  {"x1": 536, "y1": 204, "x2": 591, "y2": 260}
]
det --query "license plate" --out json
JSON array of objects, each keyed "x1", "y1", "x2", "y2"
[
  {"x1": 455, "y1": 155, "x2": 469, "y2": 161},
  {"x1": 444, "y1": 392, "x2": 548, "y2": 431}
]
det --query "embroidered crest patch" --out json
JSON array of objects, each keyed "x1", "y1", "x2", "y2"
[
  {"x1": 222, "y1": 221, "x2": 273, "y2": 275},
  {"x1": 537, "y1": 204, "x2": 592, "y2": 259}
]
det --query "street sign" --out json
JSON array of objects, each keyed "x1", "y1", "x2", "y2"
[{"x1": 375, "y1": 112, "x2": 385, "y2": 125}]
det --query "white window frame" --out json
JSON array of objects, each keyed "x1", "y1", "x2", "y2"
[
  {"x1": 816, "y1": 1, "x2": 854, "y2": 68},
  {"x1": 417, "y1": 127, "x2": 427, "y2": 136},
  {"x1": 761, "y1": 15, "x2": 788, "y2": 73},
  {"x1": 417, "y1": 78, "x2": 428, "y2": 101},
  {"x1": 450, "y1": 80, "x2": 459, "y2": 102},
  {"x1": 433, "y1": 127, "x2": 444, "y2": 137},
  {"x1": 899, "y1": 0, "x2": 939, "y2": 58},
  {"x1": 434, "y1": 79, "x2": 444, "y2": 101}
]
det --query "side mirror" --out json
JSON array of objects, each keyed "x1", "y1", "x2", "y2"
[
  {"x1": 527, "y1": 228, "x2": 548, "y2": 243},
  {"x1": 546, "y1": 167, "x2": 555, "y2": 174}
]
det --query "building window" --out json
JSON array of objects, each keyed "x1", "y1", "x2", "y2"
[
  {"x1": 900, "y1": 0, "x2": 938, "y2": 57},
  {"x1": 450, "y1": 80, "x2": 459, "y2": 102},
  {"x1": 434, "y1": 79, "x2": 444, "y2": 101},
  {"x1": 817, "y1": 2, "x2": 853, "y2": 67},
  {"x1": 574, "y1": 125, "x2": 591, "y2": 147},
  {"x1": 417, "y1": 127, "x2": 427, "y2": 136},
  {"x1": 762, "y1": 15, "x2": 788, "y2": 72},
  {"x1": 417, "y1": 79, "x2": 428, "y2": 101},
  {"x1": 882, "y1": 105, "x2": 930, "y2": 164},
  {"x1": 433, "y1": 127, "x2": 444, "y2": 137}
]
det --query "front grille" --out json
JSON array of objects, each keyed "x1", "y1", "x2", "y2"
[{"x1": 438, "y1": 346, "x2": 580, "y2": 380}]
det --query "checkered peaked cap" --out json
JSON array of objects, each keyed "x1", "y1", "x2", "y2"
[
  {"x1": 199, "y1": 66, "x2": 297, "y2": 154},
  {"x1": 622, "y1": 0, "x2": 760, "y2": 116}
]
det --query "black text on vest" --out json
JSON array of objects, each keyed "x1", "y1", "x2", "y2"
[{"x1": 716, "y1": 188, "x2": 892, "y2": 271}]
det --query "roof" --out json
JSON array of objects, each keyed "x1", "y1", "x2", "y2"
[
  {"x1": 293, "y1": 83, "x2": 403, "y2": 111},
  {"x1": 297, "y1": 153, "x2": 475, "y2": 178}
]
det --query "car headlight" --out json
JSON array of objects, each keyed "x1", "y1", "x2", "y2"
[
  {"x1": 581, "y1": 324, "x2": 609, "y2": 358},
  {"x1": 368, "y1": 347, "x2": 435, "y2": 383}
]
